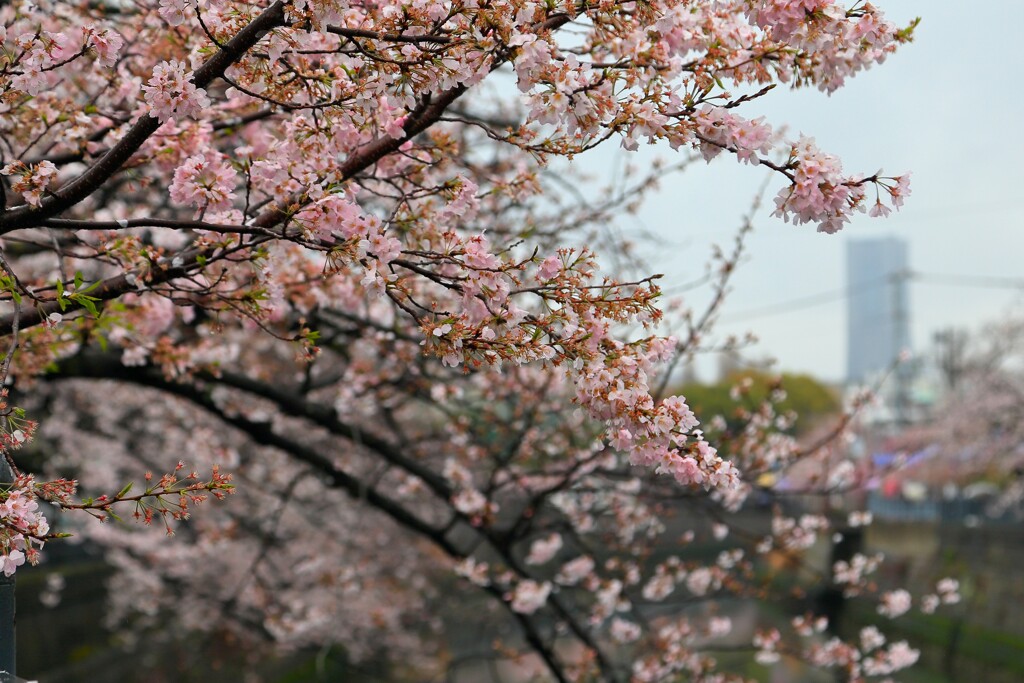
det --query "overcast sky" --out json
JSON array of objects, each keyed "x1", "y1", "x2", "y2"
[{"x1": 585, "y1": 1, "x2": 1024, "y2": 383}]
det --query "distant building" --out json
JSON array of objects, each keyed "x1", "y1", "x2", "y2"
[{"x1": 846, "y1": 238, "x2": 910, "y2": 384}]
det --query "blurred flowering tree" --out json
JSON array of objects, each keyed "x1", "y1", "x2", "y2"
[
  {"x1": 0, "y1": 0, "x2": 956, "y2": 680},
  {"x1": 895, "y1": 319, "x2": 1024, "y2": 485}
]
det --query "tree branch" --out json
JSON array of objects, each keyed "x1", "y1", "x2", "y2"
[{"x1": 0, "y1": 1, "x2": 288, "y2": 233}]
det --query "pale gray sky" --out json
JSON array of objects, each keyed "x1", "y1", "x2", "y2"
[{"x1": 605, "y1": 1, "x2": 1024, "y2": 382}]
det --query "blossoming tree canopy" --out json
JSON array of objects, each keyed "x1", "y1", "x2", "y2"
[
  {"x1": 0, "y1": 1, "x2": 914, "y2": 571},
  {"x1": 0, "y1": 2, "x2": 948, "y2": 681}
]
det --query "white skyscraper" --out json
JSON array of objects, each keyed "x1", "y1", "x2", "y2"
[{"x1": 846, "y1": 237, "x2": 910, "y2": 384}]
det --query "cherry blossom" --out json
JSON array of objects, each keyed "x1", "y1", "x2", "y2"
[
  {"x1": 0, "y1": 1, "x2": 950, "y2": 680},
  {"x1": 525, "y1": 533, "x2": 563, "y2": 566},
  {"x1": 0, "y1": 549, "x2": 24, "y2": 577},
  {"x1": 169, "y1": 152, "x2": 238, "y2": 214},
  {"x1": 1, "y1": 161, "x2": 58, "y2": 207},
  {"x1": 509, "y1": 579, "x2": 552, "y2": 615},
  {"x1": 877, "y1": 589, "x2": 913, "y2": 618},
  {"x1": 142, "y1": 60, "x2": 211, "y2": 122}
]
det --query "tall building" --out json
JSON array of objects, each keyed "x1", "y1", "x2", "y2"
[{"x1": 846, "y1": 238, "x2": 910, "y2": 384}]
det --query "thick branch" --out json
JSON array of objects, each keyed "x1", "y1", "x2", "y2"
[
  {"x1": 207, "y1": 368, "x2": 454, "y2": 500},
  {"x1": 49, "y1": 353, "x2": 572, "y2": 682},
  {"x1": 325, "y1": 25, "x2": 453, "y2": 45},
  {"x1": 41, "y1": 217, "x2": 274, "y2": 235},
  {"x1": 0, "y1": 234, "x2": 273, "y2": 336},
  {"x1": 52, "y1": 352, "x2": 448, "y2": 543},
  {"x1": 0, "y1": 2, "x2": 288, "y2": 233},
  {"x1": 0, "y1": 11, "x2": 574, "y2": 340}
]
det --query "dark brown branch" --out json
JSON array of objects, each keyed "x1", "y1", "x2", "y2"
[
  {"x1": 208, "y1": 368, "x2": 454, "y2": 500},
  {"x1": 51, "y1": 351, "x2": 449, "y2": 542},
  {"x1": 48, "y1": 353, "x2": 572, "y2": 682},
  {"x1": 0, "y1": 1, "x2": 288, "y2": 233},
  {"x1": 0, "y1": 233, "x2": 272, "y2": 336},
  {"x1": 42, "y1": 217, "x2": 275, "y2": 235},
  {"x1": 325, "y1": 25, "x2": 453, "y2": 45}
]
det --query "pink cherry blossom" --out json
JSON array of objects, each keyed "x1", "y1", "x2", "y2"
[
  {"x1": 0, "y1": 1, "x2": 945, "y2": 678},
  {"x1": 143, "y1": 59, "x2": 211, "y2": 122},
  {"x1": 509, "y1": 579, "x2": 551, "y2": 614},
  {"x1": 0, "y1": 550, "x2": 25, "y2": 577},
  {"x1": 1, "y1": 161, "x2": 58, "y2": 207},
  {"x1": 525, "y1": 533, "x2": 563, "y2": 566},
  {"x1": 169, "y1": 152, "x2": 237, "y2": 213}
]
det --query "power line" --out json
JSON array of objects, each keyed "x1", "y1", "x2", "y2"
[
  {"x1": 909, "y1": 271, "x2": 1024, "y2": 290},
  {"x1": 720, "y1": 277, "x2": 886, "y2": 322},
  {"x1": 718, "y1": 270, "x2": 1024, "y2": 323}
]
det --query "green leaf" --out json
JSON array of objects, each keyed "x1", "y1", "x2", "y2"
[
  {"x1": 73, "y1": 294, "x2": 100, "y2": 318},
  {"x1": 76, "y1": 278, "x2": 102, "y2": 295},
  {"x1": 55, "y1": 280, "x2": 66, "y2": 311}
]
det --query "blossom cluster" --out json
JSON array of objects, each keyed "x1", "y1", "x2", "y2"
[
  {"x1": 771, "y1": 512, "x2": 829, "y2": 550},
  {"x1": 694, "y1": 107, "x2": 774, "y2": 164},
  {"x1": 772, "y1": 136, "x2": 910, "y2": 234},
  {"x1": 4, "y1": 21, "x2": 123, "y2": 95},
  {"x1": 833, "y1": 552, "x2": 884, "y2": 594},
  {"x1": 877, "y1": 588, "x2": 912, "y2": 618},
  {"x1": 509, "y1": 579, "x2": 552, "y2": 614},
  {"x1": 1, "y1": 161, "x2": 58, "y2": 207},
  {"x1": 142, "y1": 60, "x2": 211, "y2": 123},
  {"x1": 805, "y1": 635, "x2": 920, "y2": 679},
  {"x1": 920, "y1": 578, "x2": 961, "y2": 614},
  {"x1": 0, "y1": 479, "x2": 49, "y2": 576},
  {"x1": 169, "y1": 152, "x2": 238, "y2": 215},
  {"x1": 746, "y1": 0, "x2": 911, "y2": 92},
  {"x1": 0, "y1": 0, "x2": 940, "y2": 679}
]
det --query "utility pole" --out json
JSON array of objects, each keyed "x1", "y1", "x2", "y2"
[
  {"x1": 933, "y1": 328, "x2": 969, "y2": 391},
  {"x1": 0, "y1": 457, "x2": 14, "y2": 680},
  {"x1": 891, "y1": 269, "x2": 912, "y2": 426}
]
